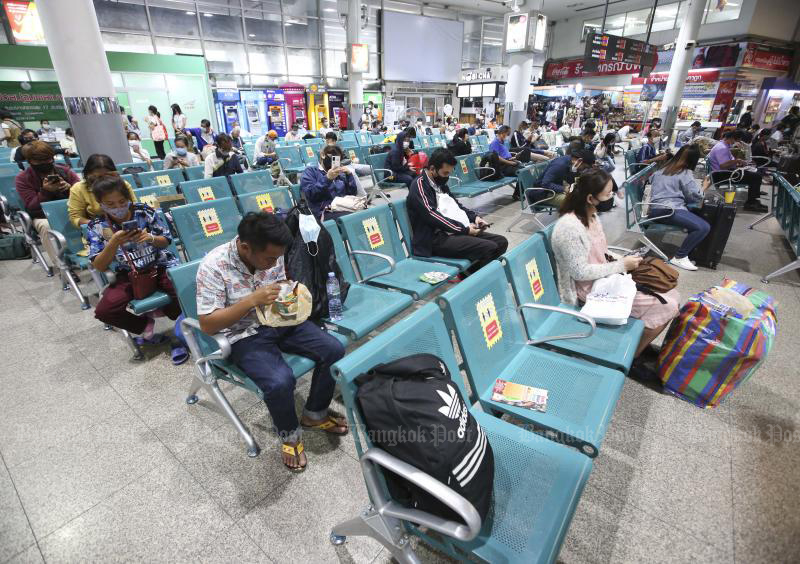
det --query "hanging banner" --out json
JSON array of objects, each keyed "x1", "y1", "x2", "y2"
[
  {"x1": 631, "y1": 69, "x2": 720, "y2": 85},
  {"x1": 741, "y1": 43, "x2": 793, "y2": 72},
  {"x1": 0, "y1": 81, "x2": 67, "y2": 122},
  {"x1": 710, "y1": 80, "x2": 738, "y2": 123}
]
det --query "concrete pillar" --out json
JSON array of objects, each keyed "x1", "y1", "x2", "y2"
[
  {"x1": 37, "y1": 0, "x2": 129, "y2": 164},
  {"x1": 505, "y1": 52, "x2": 533, "y2": 131},
  {"x1": 659, "y1": 0, "x2": 706, "y2": 140},
  {"x1": 346, "y1": 0, "x2": 364, "y2": 129}
]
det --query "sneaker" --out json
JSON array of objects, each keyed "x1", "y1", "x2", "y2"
[{"x1": 670, "y1": 256, "x2": 698, "y2": 271}]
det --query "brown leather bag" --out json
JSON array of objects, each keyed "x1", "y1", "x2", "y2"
[
  {"x1": 122, "y1": 248, "x2": 159, "y2": 300},
  {"x1": 630, "y1": 257, "x2": 679, "y2": 293}
]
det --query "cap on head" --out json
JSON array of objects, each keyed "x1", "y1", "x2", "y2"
[{"x1": 268, "y1": 130, "x2": 278, "y2": 138}]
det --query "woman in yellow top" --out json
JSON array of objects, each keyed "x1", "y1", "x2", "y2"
[{"x1": 68, "y1": 154, "x2": 136, "y2": 227}]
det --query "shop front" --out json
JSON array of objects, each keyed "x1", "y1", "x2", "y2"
[{"x1": 456, "y1": 66, "x2": 507, "y2": 125}]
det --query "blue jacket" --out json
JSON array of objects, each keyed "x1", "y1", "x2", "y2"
[
  {"x1": 185, "y1": 127, "x2": 218, "y2": 151},
  {"x1": 300, "y1": 166, "x2": 358, "y2": 218},
  {"x1": 538, "y1": 155, "x2": 574, "y2": 193},
  {"x1": 637, "y1": 142, "x2": 656, "y2": 163},
  {"x1": 387, "y1": 132, "x2": 413, "y2": 175}
]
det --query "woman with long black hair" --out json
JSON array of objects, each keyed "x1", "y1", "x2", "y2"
[{"x1": 145, "y1": 105, "x2": 168, "y2": 159}]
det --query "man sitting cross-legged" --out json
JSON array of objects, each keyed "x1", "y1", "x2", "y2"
[{"x1": 196, "y1": 212, "x2": 347, "y2": 472}]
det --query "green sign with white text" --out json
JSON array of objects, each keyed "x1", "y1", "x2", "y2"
[{"x1": 0, "y1": 81, "x2": 67, "y2": 122}]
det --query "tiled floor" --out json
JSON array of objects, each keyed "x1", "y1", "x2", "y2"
[{"x1": 1, "y1": 160, "x2": 799, "y2": 563}]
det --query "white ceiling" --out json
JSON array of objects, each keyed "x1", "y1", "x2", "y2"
[{"x1": 538, "y1": 0, "x2": 670, "y2": 21}]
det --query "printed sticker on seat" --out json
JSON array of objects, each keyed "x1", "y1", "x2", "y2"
[
  {"x1": 305, "y1": 146, "x2": 314, "y2": 158},
  {"x1": 362, "y1": 217, "x2": 384, "y2": 249},
  {"x1": 198, "y1": 208, "x2": 222, "y2": 237},
  {"x1": 477, "y1": 294, "x2": 503, "y2": 349},
  {"x1": 198, "y1": 187, "x2": 215, "y2": 201},
  {"x1": 156, "y1": 175, "x2": 171, "y2": 186},
  {"x1": 525, "y1": 258, "x2": 544, "y2": 301},
  {"x1": 460, "y1": 160, "x2": 469, "y2": 175},
  {"x1": 255, "y1": 193, "x2": 274, "y2": 213},
  {"x1": 140, "y1": 195, "x2": 158, "y2": 209},
  {"x1": 349, "y1": 150, "x2": 357, "y2": 161}
]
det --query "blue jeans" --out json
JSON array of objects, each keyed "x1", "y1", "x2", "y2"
[
  {"x1": 230, "y1": 322, "x2": 345, "y2": 442},
  {"x1": 651, "y1": 207, "x2": 710, "y2": 258}
]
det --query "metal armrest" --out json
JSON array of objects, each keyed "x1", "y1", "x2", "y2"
[
  {"x1": 350, "y1": 250, "x2": 396, "y2": 283},
  {"x1": 448, "y1": 176, "x2": 463, "y2": 187},
  {"x1": 17, "y1": 210, "x2": 34, "y2": 234},
  {"x1": 0, "y1": 194, "x2": 8, "y2": 219},
  {"x1": 634, "y1": 201, "x2": 675, "y2": 225},
  {"x1": 607, "y1": 245, "x2": 634, "y2": 254},
  {"x1": 372, "y1": 168, "x2": 396, "y2": 182},
  {"x1": 361, "y1": 448, "x2": 481, "y2": 542},
  {"x1": 518, "y1": 303, "x2": 596, "y2": 344},
  {"x1": 181, "y1": 316, "x2": 231, "y2": 363},
  {"x1": 278, "y1": 157, "x2": 294, "y2": 168},
  {"x1": 473, "y1": 166, "x2": 496, "y2": 177},
  {"x1": 523, "y1": 187, "x2": 557, "y2": 208},
  {"x1": 46, "y1": 228, "x2": 68, "y2": 260}
]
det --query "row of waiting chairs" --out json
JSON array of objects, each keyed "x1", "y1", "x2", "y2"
[
  {"x1": 755, "y1": 173, "x2": 800, "y2": 282},
  {"x1": 327, "y1": 223, "x2": 646, "y2": 562}
]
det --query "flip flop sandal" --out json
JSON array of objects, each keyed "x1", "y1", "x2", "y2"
[
  {"x1": 281, "y1": 442, "x2": 306, "y2": 472},
  {"x1": 135, "y1": 334, "x2": 167, "y2": 347},
  {"x1": 301, "y1": 416, "x2": 349, "y2": 435},
  {"x1": 171, "y1": 345, "x2": 189, "y2": 366}
]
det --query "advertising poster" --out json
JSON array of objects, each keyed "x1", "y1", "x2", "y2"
[
  {"x1": 3, "y1": 0, "x2": 45, "y2": 44},
  {"x1": 710, "y1": 80, "x2": 738, "y2": 123},
  {"x1": 0, "y1": 81, "x2": 67, "y2": 121}
]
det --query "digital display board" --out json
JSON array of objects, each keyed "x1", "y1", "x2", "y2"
[{"x1": 583, "y1": 32, "x2": 657, "y2": 73}]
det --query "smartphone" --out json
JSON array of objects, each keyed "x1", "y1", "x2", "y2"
[
  {"x1": 479, "y1": 222, "x2": 492, "y2": 229},
  {"x1": 46, "y1": 174, "x2": 60, "y2": 183},
  {"x1": 121, "y1": 219, "x2": 139, "y2": 231},
  {"x1": 331, "y1": 155, "x2": 340, "y2": 169},
  {"x1": 624, "y1": 247, "x2": 648, "y2": 257}
]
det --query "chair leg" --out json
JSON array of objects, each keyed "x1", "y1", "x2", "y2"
[
  {"x1": 29, "y1": 243, "x2": 53, "y2": 277},
  {"x1": 638, "y1": 234, "x2": 668, "y2": 260},
  {"x1": 186, "y1": 378, "x2": 203, "y2": 404},
  {"x1": 762, "y1": 259, "x2": 800, "y2": 284},
  {"x1": 121, "y1": 329, "x2": 143, "y2": 360},
  {"x1": 207, "y1": 381, "x2": 260, "y2": 457},
  {"x1": 748, "y1": 211, "x2": 774, "y2": 230},
  {"x1": 330, "y1": 508, "x2": 421, "y2": 564},
  {"x1": 62, "y1": 269, "x2": 90, "y2": 310}
]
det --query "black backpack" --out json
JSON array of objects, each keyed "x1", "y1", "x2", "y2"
[
  {"x1": 284, "y1": 202, "x2": 350, "y2": 321},
  {"x1": 356, "y1": 353, "x2": 494, "y2": 522},
  {"x1": 478, "y1": 151, "x2": 503, "y2": 181},
  {"x1": 369, "y1": 144, "x2": 391, "y2": 155}
]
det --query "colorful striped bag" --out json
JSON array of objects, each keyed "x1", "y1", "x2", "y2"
[{"x1": 657, "y1": 279, "x2": 777, "y2": 408}]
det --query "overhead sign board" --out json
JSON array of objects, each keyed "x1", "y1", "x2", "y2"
[
  {"x1": 504, "y1": 11, "x2": 547, "y2": 54},
  {"x1": 584, "y1": 32, "x2": 657, "y2": 73}
]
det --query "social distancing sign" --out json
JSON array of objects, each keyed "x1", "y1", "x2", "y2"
[
  {"x1": 362, "y1": 217, "x2": 384, "y2": 249},
  {"x1": 198, "y1": 208, "x2": 222, "y2": 237},
  {"x1": 477, "y1": 293, "x2": 503, "y2": 349}
]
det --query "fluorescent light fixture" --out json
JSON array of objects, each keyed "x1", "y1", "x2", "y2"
[
  {"x1": 324, "y1": 8, "x2": 337, "y2": 11},
  {"x1": 248, "y1": 33, "x2": 255, "y2": 37},
  {"x1": 185, "y1": 11, "x2": 195, "y2": 15},
  {"x1": 203, "y1": 13, "x2": 213, "y2": 17}
]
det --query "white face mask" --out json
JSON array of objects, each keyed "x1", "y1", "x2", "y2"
[
  {"x1": 298, "y1": 212, "x2": 320, "y2": 256},
  {"x1": 129, "y1": 140, "x2": 140, "y2": 149},
  {"x1": 403, "y1": 141, "x2": 410, "y2": 149}
]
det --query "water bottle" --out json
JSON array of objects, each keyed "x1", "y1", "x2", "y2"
[{"x1": 326, "y1": 272, "x2": 343, "y2": 321}]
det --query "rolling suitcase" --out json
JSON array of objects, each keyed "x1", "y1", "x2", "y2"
[{"x1": 689, "y1": 194, "x2": 736, "y2": 269}]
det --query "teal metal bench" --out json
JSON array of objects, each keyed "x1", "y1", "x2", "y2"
[
  {"x1": 179, "y1": 177, "x2": 234, "y2": 204},
  {"x1": 438, "y1": 261, "x2": 625, "y2": 458},
  {"x1": 229, "y1": 170, "x2": 275, "y2": 194},
  {"x1": 501, "y1": 234, "x2": 644, "y2": 373},
  {"x1": 329, "y1": 302, "x2": 592, "y2": 563},
  {"x1": 336, "y1": 206, "x2": 459, "y2": 299},
  {"x1": 170, "y1": 197, "x2": 242, "y2": 260},
  {"x1": 238, "y1": 187, "x2": 294, "y2": 215}
]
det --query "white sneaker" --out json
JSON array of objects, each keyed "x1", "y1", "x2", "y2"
[{"x1": 670, "y1": 256, "x2": 698, "y2": 271}]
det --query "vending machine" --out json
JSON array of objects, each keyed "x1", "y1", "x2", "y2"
[
  {"x1": 280, "y1": 83, "x2": 308, "y2": 128},
  {"x1": 264, "y1": 89, "x2": 288, "y2": 137},
  {"x1": 307, "y1": 85, "x2": 330, "y2": 130}
]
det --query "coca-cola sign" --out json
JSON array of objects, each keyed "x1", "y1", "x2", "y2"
[{"x1": 630, "y1": 69, "x2": 720, "y2": 85}]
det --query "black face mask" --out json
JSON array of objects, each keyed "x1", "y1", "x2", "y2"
[
  {"x1": 431, "y1": 173, "x2": 449, "y2": 187},
  {"x1": 322, "y1": 156, "x2": 333, "y2": 170},
  {"x1": 32, "y1": 162, "x2": 54, "y2": 175},
  {"x1": 595, "y1": 196, "x2": 614, "y2": 213}
]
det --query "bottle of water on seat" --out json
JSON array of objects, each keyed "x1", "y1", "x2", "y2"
[{"x1": 326, "y1": 272, "x2": 343, "y2": 321}]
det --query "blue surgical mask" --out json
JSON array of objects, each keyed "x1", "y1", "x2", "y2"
[
  {"x1": 175, "y1": 147, "x2": 188, "y2": 156},
  {"x1": 101, "y1": 203, "x2": 130, "y2": 221}
]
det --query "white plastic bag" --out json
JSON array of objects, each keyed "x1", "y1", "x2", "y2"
[
  {"x1": 580, "y1": 273, "x2": 636, "y2": 325},
  {"x1": 330, "y1": 195, "x2": 367, "y2": 212}
]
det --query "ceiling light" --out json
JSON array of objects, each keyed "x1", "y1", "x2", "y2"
[
  {"x1": 248, "y1": 34, "x2": 255, "y2": 37},
  {"x1": 203, "y1": 13, "x2": 213, "y2": 17},
  {"x1": 185, "y1": 11, "x2": 195, "y2": 15},
  {"x1": 324, "y1": 8, "x2": 336, "y2": 11}
]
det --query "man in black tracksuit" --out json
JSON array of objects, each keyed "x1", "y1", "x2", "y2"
[{"x1": 407, "y1": 148, "x2": 508, "y2": 273}]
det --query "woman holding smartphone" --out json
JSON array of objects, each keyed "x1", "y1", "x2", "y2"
[{"x1": 87, "y1": 175, "x2": 181, "y2": 344}]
